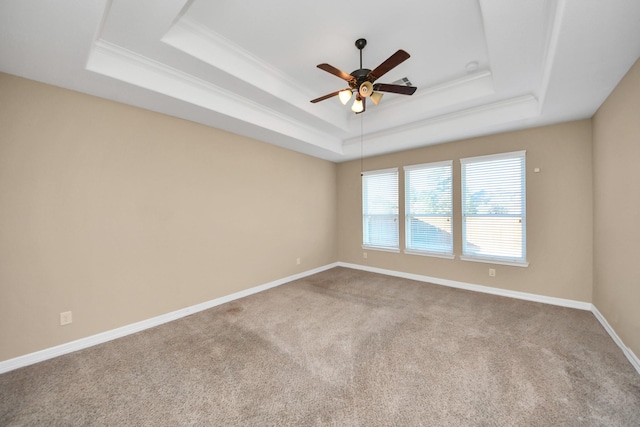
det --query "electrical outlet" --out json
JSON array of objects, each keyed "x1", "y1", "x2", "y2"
[
  {"x1": 363, "y1": 252, "x2": 368, "y2": 259},
  {"x1": 296, "y1": 257, "x2": 301, "y2": 265},
  {"x1": 60, "y1": 311, "x2": 72, "y2": 326},
  {"x1": 489, "y1": 268, "x2": 496, "y2": 277}
]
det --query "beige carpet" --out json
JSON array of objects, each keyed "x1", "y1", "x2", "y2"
[{"x1": 1, "y1": 267, "x2": 639, "y2": 426}]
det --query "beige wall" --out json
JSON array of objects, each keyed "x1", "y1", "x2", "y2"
[
  {"x1": 4, "y1": 64, "x2": 638, "y2": 366},
  {"x1": 338, "y1": 121, "x2": 594, "y2": 302},
  {"x1": 0, "y1": 73, "x2": 338, "y2": 362},
  {"x1": 593, "y1": 58, "x2": 640, "y2": 358}
]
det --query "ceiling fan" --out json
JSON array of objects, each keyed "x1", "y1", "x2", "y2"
[{"x1": 311, "y1": 38, "x2": 417, "y2": 113}]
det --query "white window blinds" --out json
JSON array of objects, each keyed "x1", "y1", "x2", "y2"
[
  {"x1": 404, "y1": 161, "x2": 453, "y2": 257},
  {"x1": 460, "y1": 151, "x2": 527, "y2": 266},
  {"x1": 362, "y1": 168, "x2": 399, "y2": 251}
]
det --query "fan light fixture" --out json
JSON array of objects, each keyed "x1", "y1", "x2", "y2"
[
  {"x1": 338, "y1": 89, "x2": 353, "y2": 105},
  {"x1": 359, "y1": 81, "x2": 373, "y2": 97},
  {"x1": 370, "y1": 91, "x2": 383, "y2": 106},
  {"x1": 351, "y1": 95, "x2": 364, "y2": 113}
]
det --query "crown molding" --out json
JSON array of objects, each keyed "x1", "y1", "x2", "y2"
[
  {"x1": 162, "y1": 16, "x2": 350, "y2": 131},
  {"x1": 537, "y1": 0, "x2": 566, "y2": 112},
  {"x1": 343, "y1": 94, "x2": 539, "y2": 156},
  {"x1": 356, "y1": 70, "x2": 496, "y2": 133},
  {"x1": 86, "y1": 39, "x2": 344, "y2": 155}
]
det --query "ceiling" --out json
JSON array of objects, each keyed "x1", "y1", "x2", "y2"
[{"x1": 1, "y1": 0, "x2": 639, "y2": 162}]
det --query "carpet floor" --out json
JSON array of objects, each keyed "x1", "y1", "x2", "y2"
[{"x1": 1, "y1": 267, "x2": 639, "y2": 426}]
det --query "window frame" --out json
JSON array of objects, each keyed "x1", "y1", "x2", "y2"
[
  {"x1": 460, "y1": 150, "x2": 528, "y2": 267},
  {"x1": 361, "y1": 168, "x2": 400, "y2": 253},
  {"x1": 403, "y1": 160, "x2": 454, "y2": 259}
]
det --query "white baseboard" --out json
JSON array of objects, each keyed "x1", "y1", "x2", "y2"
[
  {"x1": 4, "y1": 262, "x2": 638, "y2": 378},
  {"x1": 0, "y1": 262, "x2": 339, "y2": 374},
  {"x1": 338, "y1": 262, "x2": 640, "y2": 376},
  {"x1": 337, "y1": 262, "x2": 592, "y2": 310},
  {"x1": 591, "y1": 306, "x2": 640, "y2": 375}
]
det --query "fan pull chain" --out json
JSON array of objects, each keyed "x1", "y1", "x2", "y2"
[{"x1": 360, "y1": 114, "x2": 364, "y2": 175}]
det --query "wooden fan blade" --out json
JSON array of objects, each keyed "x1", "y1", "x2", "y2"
[
  {"x1": 367, "y1": 50, "x2": 410, "y2": 82},
  {"x1": 373, "y1": 83, "x2": 417, "y2": 95},
  {"x1": 317, "y1": 64, "x2": 355, "y2": 83},
  {"x1": 310, "y1": 89, "x2": 343, "y2": 103}
]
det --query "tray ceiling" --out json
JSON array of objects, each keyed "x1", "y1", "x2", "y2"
[{"x1": 1, "y1": 0, "x2": 639, "y2": 161}]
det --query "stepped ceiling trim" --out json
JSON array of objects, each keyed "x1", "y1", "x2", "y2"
[{"x1": 1, "y1": 0, "x2": 639, "y2": 161}]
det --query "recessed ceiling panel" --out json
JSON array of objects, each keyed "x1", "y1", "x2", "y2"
[
  {"x1": 183, "y1": 0, "x2": 491, "y2": 93},
  {"x1": 1, "y1": 0, "x2": 639, "y2": 162}
]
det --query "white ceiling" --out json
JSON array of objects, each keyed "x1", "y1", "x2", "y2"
[{"x1": 1, "y1": 0, "x2": 639, "y2": 162}]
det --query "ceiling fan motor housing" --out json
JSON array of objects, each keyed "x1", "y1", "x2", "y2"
[{"x1": 349, "y1": 68, "x2": 372, "y2": 90}]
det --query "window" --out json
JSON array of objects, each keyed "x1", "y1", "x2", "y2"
[
  {"x1": 404, "y1": 161, "x2": 453, "y2": 258},
  {"x1": 362, "y1": 168, "x2": 399, "y2": 252},
  {"x1": 460, "y1": 151, "x2": 527, "y2": 266}
]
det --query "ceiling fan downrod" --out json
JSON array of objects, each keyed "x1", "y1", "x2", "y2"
[{"x1": 355, "y1": 38, "x2": 367, "y2": 69}]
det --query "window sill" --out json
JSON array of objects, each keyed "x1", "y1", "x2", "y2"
[
  {"x1": 460, "y1": 255, "x2": 529, "y2": 268},
  {"x1": 362, "y1": 245, "x2": 400, "y2": 253},
  {"x1": 404, "y1": 249, "x2": 455, "y2": 260}
]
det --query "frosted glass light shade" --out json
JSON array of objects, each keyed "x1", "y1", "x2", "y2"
[
  {"x1": 351, "y1": 97, "x2": 364, "y2": 113},
  {"x1": 338, "y1": 89, "x2": 353, "y2": 105},
  {"x1": 370, "y1": 91, "x2": 383, "y2": 105}
]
